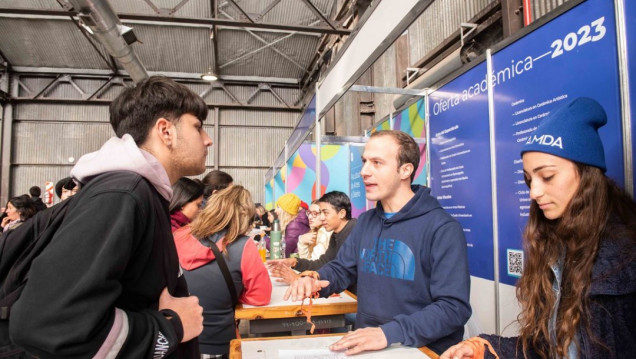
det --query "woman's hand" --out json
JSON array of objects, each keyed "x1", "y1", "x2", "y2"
[
  {"x1": 1, "y1": 216, "x2": 11, "y2": 228},
  {"x1": 440, "y1": 341, "x2": 476, "y2": 359},
  {"x1": 299, "y1": 232, "x2": 317, "y2": 246}
]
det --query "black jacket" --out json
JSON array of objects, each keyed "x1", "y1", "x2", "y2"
[
  {"x1": 10, "y1": 171, "x2": 198, "y2": 359},
  {"x1": 294, "y1": 218, "x2": 357, "y2": 272},
  {"x1": 481, "y1": 221, "x2": 636, "y2": 359},
  {"x1": 31, "y1": 197, "x2": 47, "y2": 212}
]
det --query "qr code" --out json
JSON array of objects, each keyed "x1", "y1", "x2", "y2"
[{"x1": 507, "y1": 249, "x2": 524, "y2": 278}]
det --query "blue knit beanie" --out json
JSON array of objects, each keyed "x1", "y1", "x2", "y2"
[{"x1": 520, "y1": 97, "x2": 607, "y2": 172}]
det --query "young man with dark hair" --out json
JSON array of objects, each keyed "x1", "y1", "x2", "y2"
[
  {"x1": 11, "y1": 76, "x2": 211, "y2": 358},
  {"x1": 28, "y1": 186, "x2": 47, "y2": 212},
  {"x1": 285, "y1": 130, "x2": 471, "y2": 356},
  {"x1": 268, "y1": 191, "x2": 357, "y2": 285}
]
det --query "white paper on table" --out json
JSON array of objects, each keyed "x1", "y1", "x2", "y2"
[
  {"x1": 278, "y1": 349, "x2": 347, "y2": 359},
  {"x1": 241, "y1": 275, "x2": 356, "y2": 308},
  {"x1": 241, "y1": 336, "x2": 432, "y2": 359}
]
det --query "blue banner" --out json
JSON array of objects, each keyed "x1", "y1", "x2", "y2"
[
  {"x1": 492, "y1": 0, "x2": 623, "y2": 285},
  {"x1": 350, "y1": 144, "x2": 366, "y2": 218},
  {"x1": 429, "y1": 62, "x2": 495, "y2": 281},
  {"x1": 626, "y1": 0, "x2": 636, "y2": 193}
]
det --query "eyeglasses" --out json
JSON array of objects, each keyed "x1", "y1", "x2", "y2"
[{"x1": 306, "y1": 211, "x2": 320, "y2": 218}]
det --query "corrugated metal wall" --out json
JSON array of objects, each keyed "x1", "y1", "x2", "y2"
[
  {"x1": 6, "y1": 76, "x2": 298, "y2": 204},
  {"x1": 530, "y1": 0, "x2": 573, "y2": 23},
  {"x1": 372, "y1": 43, "x2": 398, "y2": 125},
  {"x1": 362, "y1": 0, "x2": 495, "y2": 126},
  {"x1": 408, "y1": 0, "x2": 495, "y2": 65},
  {"x1": 10, "y1": 103, "x2": 112, "y2": 200}
]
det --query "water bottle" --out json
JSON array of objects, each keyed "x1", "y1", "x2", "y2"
[
  {"x1": 270, "y1": 219, "x2": 282, "y2": 260},
  {"x1": 280, "y1": 236, "x2": 286, "y2": 259}
]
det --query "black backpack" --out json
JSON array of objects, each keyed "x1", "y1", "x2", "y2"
[{"x1": 0, "y1": 197, "x2": 76, "y2": 357}]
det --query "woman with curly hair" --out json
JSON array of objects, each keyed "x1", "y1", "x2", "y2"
[
  {"x1": 442, "y1": 98, "x2": 636, "y2": 359},
  {"x1": 1, "y1": 194, "x2": 37, "y2": 232}
]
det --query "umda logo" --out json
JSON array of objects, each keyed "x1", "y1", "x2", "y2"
[{"x1": 525, "y1": 134, "x2": 563, "y2": 149}]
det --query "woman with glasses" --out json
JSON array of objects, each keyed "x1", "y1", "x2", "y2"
[{"x1": 297, "y1": 200, "x2": 332, "y2": 260}]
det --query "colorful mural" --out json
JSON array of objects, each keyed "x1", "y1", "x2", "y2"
[
  {"x1": 286, "y1": 143, "x2": 350, "y2": 204},
  {"x1": 274, "y1": 166, "x2": 286, "y2": 204},
  {"x1": 394, "y1": 98, "x2": 426, "y2": 138},
  {"x1": 349, "y1": 144, "x2": 367, "y2": 218},
  {"x1": 265, "y1": 180, "x2": 274, "y2": 210},
  {"x1": 368, "y1": 119, "x2": 392, "y2": 136}
]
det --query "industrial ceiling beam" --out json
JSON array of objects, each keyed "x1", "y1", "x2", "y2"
[
  {"x1": 0, "y1": 47, "x2": 12, "y2": 70},
  {"x1": 211, "y1": 0, "x2": 220, "y2": 75},
  {"x1": 11, "y1": 66, "x2": 300, "y2": 86},
  {"x1": 11, "y1": 97, "x2": 302, "y2": 111},
  {"x1": 299, "y1": 0, "x2": 338, "y2": 31},
  {"x1": 224, "y1": 0, "x2": 255, "y2": 23},
  {"x1": 66, "y1": 0, "x2": 148, "y2": 83},
  {"x1": 0, "y1": 7, "x2": 352, "y2": 35},
  {"x1": 66, "y1": 11, "x2": 119, "y2": 73},
  {"x1": 253, "y1": 0, "x2": 281, "y2": 23}
]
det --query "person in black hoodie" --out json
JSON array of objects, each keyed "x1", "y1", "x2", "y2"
[
  {"x1": 442, "y1": 98, "x2": 636, "y2": 359},
  {"x1": 10, "y1": 76, "x2": 211, "y2": 359},
  {"x1": 285, "y1": 130, "x2": 471, "y2": 356},
  {"x1": 28, "y1": 186, "x2": 47, "y2": 212}
]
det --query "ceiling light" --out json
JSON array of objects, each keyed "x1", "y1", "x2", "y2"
[{"x1": 201, "y1": 68, "x2": 218, "y2": 82}]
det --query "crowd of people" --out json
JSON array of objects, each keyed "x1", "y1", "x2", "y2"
[
  {"x1": 0, "y1": 76, "x2": 633, "y2": 359},
  {"x1": 0, "y1": 178, "x2": 80, "y2": 233}
]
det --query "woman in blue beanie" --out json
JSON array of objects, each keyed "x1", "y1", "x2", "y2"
[{"x1": 442, "y1": 97, "x2": 636, "y2": 359}]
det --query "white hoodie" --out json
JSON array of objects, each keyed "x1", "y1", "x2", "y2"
[{"x1": 70, "y1": 134, "x2": 173, "y2": 201}]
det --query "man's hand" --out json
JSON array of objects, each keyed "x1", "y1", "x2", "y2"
[
  {"x1": 158, "y1": 287, "x2": 203, "y2": 343},
  {"x1": 269, "y1": 263, "x2": 299, "y2": 285},
  {"x1": 329, "y1": 327, "x2": 388, "y2": 355},
  {"x1": 440, "y1": 341, "x2": 476, "y2": 359},
  {"x1": 283, "y1": 276, "x2": 329, "y2": 301},
  {"x1": 266, "y1": 258, "x2": 296, "y2": 268},
  {"x1": 299, "y1": 232, "x2": 317, "y2": 245}
]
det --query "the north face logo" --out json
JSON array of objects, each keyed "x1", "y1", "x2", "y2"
[{"x1": 525, "y1": 134, "x2": 563, "y2": 149}]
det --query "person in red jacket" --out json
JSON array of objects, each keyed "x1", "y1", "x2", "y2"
[{"x1": 173, "y1": 185, "x2": 272, "y2": 357}]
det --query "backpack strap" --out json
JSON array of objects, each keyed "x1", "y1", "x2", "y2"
[{"x1": 203, "y1": 237, "x2": 239, "y2": 308}]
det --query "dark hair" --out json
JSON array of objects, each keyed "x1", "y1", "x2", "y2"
[
  {"x1": 202, "y1": 170, "x2": 233, "y2": 197},
  {"x1": 518, "y1": 163, "x2": 636, "y2": 358},
  {"x1": 169, "y1": 177, "x2": 205, "y2": 214},
  {"x1": 370, "y1": 130, "x2": 420, "y2": 183},
  {"x1": 29, "y1": 186, "x2": 41, "y2": 197},
  {"x1": 318, "y1": 191, "x2": 352, "y2": 220},
  {"x1": 109, "y1": 76, "x2": 208, "y2": 145},
  {"x1": 55, "y1": 177, "x2": 76, "y2": 198},
  {"x1": 9, "y1": 194, "x2": 37, "y2": 221}
]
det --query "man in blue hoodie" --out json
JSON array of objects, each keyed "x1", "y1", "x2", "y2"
[
  {"x1": 10, "y1": 76, "x2": 210, "y2": 358},
  {"x1": 285, "y1": 130, "x2": 471, "y2": 355}
]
